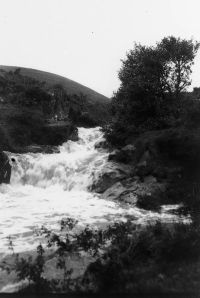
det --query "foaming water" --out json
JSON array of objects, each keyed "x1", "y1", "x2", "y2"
[{"x1": 0, "y1": 127, "x2": 182, "y2": 254}]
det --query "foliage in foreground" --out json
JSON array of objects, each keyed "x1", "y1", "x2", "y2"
[
  {"x1": 3, "y1": 217, "x2": 200, "y2": 293},
  {"x1": 84, "y1": 221, "x2": 200, "y2": 293},
  {"x1": 6, "y1": 218, "x2": 107, "y2": 293}
]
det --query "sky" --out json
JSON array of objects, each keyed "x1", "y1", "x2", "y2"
[{"x1": 0, "y1": 0, "x2": 200, "y2": 98}]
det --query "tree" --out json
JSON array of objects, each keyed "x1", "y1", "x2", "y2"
[
  {"x1": 157, "y1": 36, "x2": 200, "y2": 97},
  {"x1": 109, "y1": 43, "x2": 169, "y2": 139},
  {"x1": 118, "y1": 44, "x2": 165, "y2": 98},
  {"x1": 104, "y1": 37, "x2": 199, "y2": 145}
]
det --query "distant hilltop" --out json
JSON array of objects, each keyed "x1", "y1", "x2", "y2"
[{"x1": 0, "y1": 65, "x2": 110, "y2": 104}]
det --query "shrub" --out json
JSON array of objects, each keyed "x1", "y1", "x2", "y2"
[{"x1": 84, "y1": 221, "x2": 200, "y2": 292}]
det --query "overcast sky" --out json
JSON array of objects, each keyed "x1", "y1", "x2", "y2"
[{"x1": 0, "y1": 0, "x2": 200, "y2": 97}]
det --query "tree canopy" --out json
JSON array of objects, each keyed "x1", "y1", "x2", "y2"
[
  {"x1": 157, "y1": 36, "x2": 200, "y2": 97},
  {"x1": 105, "y1": 36, "x2": 200, "y2": 145}
]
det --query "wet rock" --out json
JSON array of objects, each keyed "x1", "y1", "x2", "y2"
[
  {"x1": 69, "y1": 126, "x2": 79, "y2": 142},
  {"x1": 100, "y1": 176, "x2": 165, "y2": 206},
  {"x1": 119, "y1": 192, "x2": 137, "y2": 204},
  {"x1": 23, "y1": 145, "x2": 60, "y2": 154},
  {"x1": 101, "y1": 180, "x2": 137, "y2": 204},
  {"x1": 91, "y1": 162, "x2": 132, "y2": 193},
  {"x1": 0, "y1": 152, "x2": 11, "y2": 184},
  {"x1": 101, "y1": 182, "x2": 127, "y2": 200},
  {"x1": 101, "y1": 181, "x2": 138, "y2": 204}
]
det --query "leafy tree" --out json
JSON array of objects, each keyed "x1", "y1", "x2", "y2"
[
  {"x1": 157, "y1": 36, "x2": 200, "y2": 97},
  {"x1": 105, "y1": 37, "x2": 199, "y2": 145}
]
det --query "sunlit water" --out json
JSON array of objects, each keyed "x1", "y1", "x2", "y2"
[{"x1": 0, "y1": 127, "x2": 183, "y2": 254}]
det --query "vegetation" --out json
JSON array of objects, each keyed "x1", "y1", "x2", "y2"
[
  {"x1": 3, "y1": 218, "x2": 200, "y2": 294},
  {"x1": 4, "y1": 218, "x2": 107, "y2": 293},
  {"x1": 0, "y1": 66, "x2": 111, "y2": 125},
  {"x1": 104, "y1": 36, "x2": 200, "y2": 145},
  {"x1": 2, "y1": 36, "x2": 200, "y2": 294},
  {"x1": 85, "y1": 221, "x2": 200, "y2": 293},
  {"x1": 102, "y1": 35, "x2": 200, "y2": 215},
  {"x1": 0, "y1": 68, "x2": 99, "y2": 122},
  {"x1": 94, "y1": 36, "x2": 200, "y2": 294},
  {"x1": 0, "y1": 67, "x2": 110, "y2": 151},
  {"x1": 0, "y1": 66, "x2": 109, "y2": 103}
]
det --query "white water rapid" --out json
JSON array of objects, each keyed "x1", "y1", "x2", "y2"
[{"x1": 0, "y1": 127, "x2": 181, "y2": 254}]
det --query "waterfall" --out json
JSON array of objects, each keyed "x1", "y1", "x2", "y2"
[
  {"x1": 0, "y1": 127, "x2": 181, "y2": 254},
  {"x1": 0, "y1": 127, "x2": 125, "y2": 253},
  {"x1": 9, "y1": 127, "x2": 107, "y2": 190}
]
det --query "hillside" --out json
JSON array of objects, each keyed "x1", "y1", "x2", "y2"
[
  {"x1": 0, "y1": 66, "x2": 110, "y2": 153},
  {"x1": 0, "y1": 65, "x2": 109, "y2": 104}
]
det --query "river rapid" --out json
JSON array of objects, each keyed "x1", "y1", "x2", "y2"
[{"x1": 0, "y1": 127, "x2": 180, "y2": 254}]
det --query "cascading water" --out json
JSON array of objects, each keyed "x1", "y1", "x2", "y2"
[{"x1": 0, "y1": 127, "x2": 181, "y2": 254}]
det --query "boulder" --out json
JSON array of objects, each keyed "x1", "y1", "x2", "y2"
[
  {"x1": 101, "y1": 181, "x2": 138, "y2": 204},
  {"x1": 100, "y1": 176, "x2": 165, "y2": 205},
  {"x1": 91, "y1": 162, "x2": 132, "y2": 193},
  {"x1": 23, "y1": 145, "x2": 60, "y2": 154},
  {"x1": 0, "y1": 152, "x2": 11, "y2": 184},
  {"x1": 101, "y1": 182, "x2": 127, "y2": 201}
]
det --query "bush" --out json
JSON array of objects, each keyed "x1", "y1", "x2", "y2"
[
  {"x1": 7, "y1": 111, "x2": 45, "y2": 146},
  {"x1": 84, "y1": 221, "x2": 200, "y2": 293}
]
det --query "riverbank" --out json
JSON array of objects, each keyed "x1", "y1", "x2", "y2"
[
  {"x1": 0, "y1": 103, "x2": 78, "y2": 152},
  {"x1": 79, "y1": 125, "x2": 200, "y2": 293},
  {"x1": 92, "y1": 126, "x2": 200, "y2": 218}
]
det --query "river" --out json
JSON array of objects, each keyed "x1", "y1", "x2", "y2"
[{"x1": 0, "y1": 127, "x2": 180, "y2": 254}]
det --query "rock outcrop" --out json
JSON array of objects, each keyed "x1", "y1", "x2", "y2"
[
  {"x1": 91, "y1": 162, "x2": 132, "y2": 193},
  {"x1": 0, "y1": 152, "x2": 11, "y2": 184},
  {"x1": 93, "y1": 127, "x2": 199, "y2": 211}
]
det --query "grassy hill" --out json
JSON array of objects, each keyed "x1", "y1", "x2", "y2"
[
  {"x1": 0, "y1": 66, "x2": 110, "y2": 152},
  {"x1": 0, "y1": 65, "x2": 109, "y2": 104}
]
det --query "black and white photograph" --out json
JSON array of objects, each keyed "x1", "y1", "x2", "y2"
[{"x1": 0, "y1": 0, "x2": 200, "y2": 295}]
